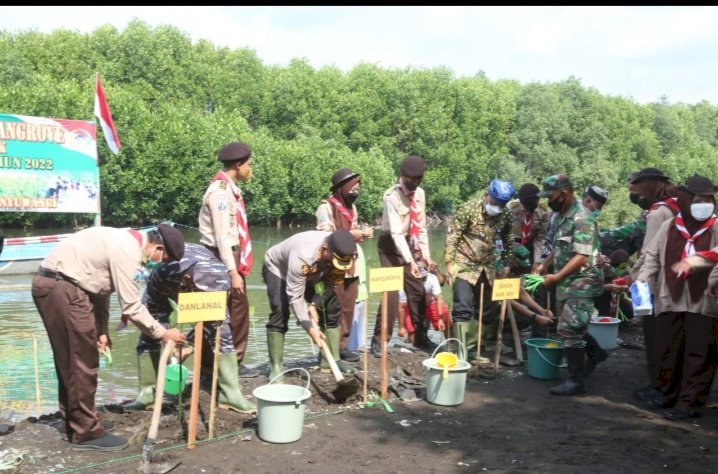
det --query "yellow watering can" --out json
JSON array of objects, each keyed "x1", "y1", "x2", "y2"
[{"x1": 435, "y1": 351, "x2": 458, "y2": 380}]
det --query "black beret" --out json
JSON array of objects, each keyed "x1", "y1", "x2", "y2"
[
  {"x1": 330, "y1": 168, "x2": 360, "y2": 191},
  {"x1": 399, "y1": 155, "x2": 426, "y2": 178},
  {"x1": 326, "y1": 230, "x2": 357, "y2": 271},
  {"x1": 679, "y1": 175, "x2": 718, "y2": 196},
  {"x1": 217, "y1": 141, "x2": 251, "y2": 163},
  {"x1": 157, "y1": 223, "x2": 185, "y2": 262}
]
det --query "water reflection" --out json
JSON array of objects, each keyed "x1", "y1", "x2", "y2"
[{"x1": 0, "y1": 226, "x2": 447, "y2": 419}]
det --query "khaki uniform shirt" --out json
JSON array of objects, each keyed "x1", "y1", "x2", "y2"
[
  {"x1": 264, "y1": 230, "x2": 331, "y2": 328},
  {"x1": 198, "y1": 172, "x2": 240, "y2": 273},
  {"x1": 380, "y1": 184, "x2": 430, "y2": 264},
  {"x1": 315, "y1": 199, "x2": 358, "y2": 232},
  {"x1": 40, "y1": 226, "x2": 167, "y2": 339},
  {"x1": 630, "y1": 205, "x2": 675, "y2": 281},
  {"x1": 637, "y1": 219, "x2": 718, "y2": 317},
  {"x1": 508, "y1": 199, "x2": 550, "y2": 264},
  {"x1": 444, "y1": 195, "x2": 514, "y2": 286}
]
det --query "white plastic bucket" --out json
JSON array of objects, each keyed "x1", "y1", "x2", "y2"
[
  {"x1": 422, "y1": 338, "x2": 471, "y2": 406},
  {"x1": 587, "y1": 316, "x2": 621, "y2": 350},
  {"x1": 252, "y1": 368, "x2": 311, "y2": 443}
]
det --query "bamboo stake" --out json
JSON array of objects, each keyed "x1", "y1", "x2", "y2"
[
  {"x1": 362, "y1": 297, "x2": 369, "y2": 403},
  {"x1": 380, "y1": 292, "x2": 388, "y2": 400},
  {"x1": 506, "y1": 304, "x2": 523, "y2": 362},
  {"x1": 187, "y1": 321, "x2": 203, "y2": 449},
  {"x1": 208, "y1": 323, "x2": 222, "y2": 439},
  {"x1": 493, "y1": 300, "x2": 508, "y2": 370},
  {"x1": 475, "y1": 282, "x2": 484, "y2": 377},
  {"x1": 545, "y1": 292, "x2": 551, "y2": 338}
]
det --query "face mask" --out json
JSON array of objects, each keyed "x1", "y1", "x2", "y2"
[
  {"x1": 547, "y1": 196, "x2": 564, "y2": 212},
  {"x1": 144, "y1": 247, "x2": 163, "y2": 270},
  {"x1": 404, "y1": 180, "x2": 418, "y2": 192},
  {"x1": 346, "y1": 192, "x2": 359, "y2": 205},
  {"x1": 630, "y1": 192, "x2": 651, "y2": 210},
  {"x1": 690, "y1": 202, "x2": 715, "y2": 221},
  {"x1": 522, "y1": 199, "x2": 539, "y2": 212},
  {"x1": 485, "y1": 202, "x2": 503, "y2": 216}
]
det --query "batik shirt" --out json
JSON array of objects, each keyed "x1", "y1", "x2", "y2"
[
  {"x1": 551, "y1": 201, "x2": 603, "y2": 301},
  {"x1": 444, "y1": 195, "x2": 513, "y2": 285}
]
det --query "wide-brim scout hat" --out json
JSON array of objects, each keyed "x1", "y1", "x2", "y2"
[
  {"x1": 326, "y1": 230, "x2": 357, "y2": 271},
  {"x1": 330, "y1": 168, "x2": 360, "y2": 191},
  {"x1": 537, "y1": 174, "x2": 573, "y2": 198},
  {"x1": 679, "y1": 175, "x2": 718, "y2": 196},
  {"x1": 157, "y1": 223, "x2": 185, "y2": 261},
  {"x1": 628, "y1": 167, "x2": 670, "y2": 184}
]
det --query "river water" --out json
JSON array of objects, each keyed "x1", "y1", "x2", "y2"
[{"x1": 0, "y1": 226, "x2": 448, "y2": 419}]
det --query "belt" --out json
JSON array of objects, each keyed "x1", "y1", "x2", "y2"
[
  {"x1": 37, "y1": 267, "x2": 73, "y2": 283},
  {"x1": 204, "y1": 244, "x2": 240, "y2": 252}
]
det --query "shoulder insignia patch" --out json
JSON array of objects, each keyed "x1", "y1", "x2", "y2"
[
  {"x1": 218, "y1": 200, "x2": 227, "y2": 211},
  {"x1": 218, "y1": 181, "x2": 227, "y2": 190}
]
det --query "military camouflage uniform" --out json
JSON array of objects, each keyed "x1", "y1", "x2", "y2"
[
  {"x1": 138, "y1": 243, "x2": 234, "y2": 355},
  {"x1": 444, "y1": 195, "x2": 514, "y2": 325},
  {"x1": 551, "y1": 201, "x2": 604, "y2": 347},
  {"x1": 599, "y1": 211, "x2": 648, "y2": 255}
]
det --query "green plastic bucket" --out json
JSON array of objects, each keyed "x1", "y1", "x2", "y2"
[
  {"x1": 588, "y1": 316, "x2": 621, "y2": 350},
  {"x1": 252, "y1": 368, "x2": 311, "y2": 443},
  {"x1": 525, "y1": 338, "x2": 564, "y2": 380},
  {"x1": 422, "y1": 338, "x2": 471, "y2": 406},
  {"x1": 164, "y1": 363, "x2": 188, "y2": 395}
]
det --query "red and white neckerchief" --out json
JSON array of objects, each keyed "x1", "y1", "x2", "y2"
[
  {"x1": 520, "y1": 210, "x2": 533, "y2": 245},
  {"x1": 650, "y1": 197, "x2": 681, "y2": 214},
  {"x1": 673, "y1": 212, "x2": 717, "y2": 259},
  {"x1": 697, "y1": 248, "x2": 718, "y2": 262},
  {"x1": 397, "y1": 181, "x2": 420, "y2": 251},
  {"x1": 212, "y1": 171, "x2": 254, "y2": 277},
  {"x1": 328, "y1": 195, "x2": 356, "y2": 230}
]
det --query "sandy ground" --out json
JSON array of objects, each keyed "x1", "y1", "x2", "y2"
[{"x1": 1, "y1": 317, "x2": 718, "y2": 474}]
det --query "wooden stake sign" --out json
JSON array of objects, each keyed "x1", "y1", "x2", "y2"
[
  {"x1": 176, "y1": 291, "x2": 227, "y2": 449},
  {"x1": 369, "y1": 267, "x2": 404, "y2": 400},
  {"x1": 491, "y1": 278, "x2": 521, "y2": 370}
]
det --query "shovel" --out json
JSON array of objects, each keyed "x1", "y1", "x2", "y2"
[
  {"x1": 309, "y1": 306, "x2": 360, "y2": 403},
  {"x1": 138, "y1": 340, "x2": 182, "y2": 474}
]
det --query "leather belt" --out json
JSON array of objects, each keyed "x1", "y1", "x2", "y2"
[{"x1": 37, "y1": 267, "x2": 73, "y2": 283}]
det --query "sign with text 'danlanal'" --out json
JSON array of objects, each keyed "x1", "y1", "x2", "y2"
[
  {"x1": 177, "y1": 291, "x2": 227, "y2": 323},
  {"x1": 491, "y1": 278, "x2": 521, "y2": 301},
  {"x1": 369, "y1": 267, "x2": 404, "y2": 293}
]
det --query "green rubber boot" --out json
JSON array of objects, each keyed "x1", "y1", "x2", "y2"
[
  {"x1": 267, "y1": 330, "x2": 285, "y2": 383},
  {"x1": 217, "y1": 352, "x2": 257, "y2": 414},
  {"x1": 452, "y1": 321, "x2": 471, "y2": 361},
  {"x1": 323, "y1": 326, "x2": 358, "y2": 375},
  {"x1": 123, "y1": 351, "x2": 160, "y2": 411}
]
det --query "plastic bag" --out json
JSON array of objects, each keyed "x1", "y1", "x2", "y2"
[{"x1": 630, "y1": 281, "x2": 653, "y2": 317}]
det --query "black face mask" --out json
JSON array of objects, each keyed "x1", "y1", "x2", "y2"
[
  {"x1": 404, "y1": 181, "x2": 418, "y2": 192},
  {"x1": 629, "y1": 192, "x2": 651, "y2": 210},
  {"x1": 547, "y1": 196, "x2": 564, "y2": 212},
  {"x1": 522, "y1": 199, "x2": 539, "y2": 212},
  {"x1": 346, "y1": 192, "x2": 359, "y2": 205}
]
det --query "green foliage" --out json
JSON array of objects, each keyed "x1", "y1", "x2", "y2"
[{"x1": 1, "y1": 24, "x2": 718, "y2": 232}]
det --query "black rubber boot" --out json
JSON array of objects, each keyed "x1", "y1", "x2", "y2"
[
  {"x1": 582, "y1": 333, "x2": 608, "y2": 376},
  {"x1": 550, "y1": 346, "x2": 587, "y2": 396}
]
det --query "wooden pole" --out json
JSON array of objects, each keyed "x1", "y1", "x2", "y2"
[
  {"x1": 362, "y1": 297, "x2": 369, "y2": 403},
  {"x1": 506, "y1": 303, "x2": 523, "y2": 362},
  {"x1": 187, "y1": 321, "x2": 203, "y2": 449},
  {"x1": 545, "y1": 292, "x2": 551, "y2": 338},
  {"x1": 208, "y1": 323, "x2": 222, "y2": 439},
  {"x1": 476, "y1": 282, "x2": 484, "y2": 377},
  {"x1": 493, "y1": 300, "x2": 508, "y2": 370},
  {"x1": 380, "y1": 291, "x2": 388, "y2": 400},
  {"x1": 33, "y1": 337, "x2": 41, "y2": 413}
]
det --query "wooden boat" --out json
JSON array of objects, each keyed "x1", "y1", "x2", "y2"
[{"x1": 0, "y1": 234, "x2": 70, "y2": 276}]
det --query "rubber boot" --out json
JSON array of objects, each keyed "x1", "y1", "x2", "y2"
[
  {"x1": 123, "y1": 351, "x2": 159, "y2": 411},
  {"x1": 452, "y1": 321, "x2": 472, "y2": 361},
  {"x1": 267, "y1": 330, "x2": 285, "y2": 383},
  {"x1": 322, "y1": 327, "x2": 358, "y2": 374},
  {"x1": 550, "y1": 346, "x2": 587, "y2": 396},
  {"x1": 216, "y1": 352, "x2": 257, "y2": 414},
  {"x1": 582, "y1": 333, "x2": 608, "y2": 376}
]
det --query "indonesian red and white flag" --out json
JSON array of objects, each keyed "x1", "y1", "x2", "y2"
[{"x1": 94, "y1": 73, "x2": 121, "y2": 155}]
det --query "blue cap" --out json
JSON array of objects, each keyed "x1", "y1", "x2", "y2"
[{"x1": 488, "y1": 179, "x2": 515, "y2": 204}]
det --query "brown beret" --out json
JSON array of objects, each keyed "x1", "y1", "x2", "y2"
[
  {"x1": 217, "y1": 141, "x2": 251, "y2": 163},
  {"x1": 399, "y1": 155, "x2": 426, "y2": 178},
  {"x1": 157, "y1": 223, "x2": 185, "y2": 261}
]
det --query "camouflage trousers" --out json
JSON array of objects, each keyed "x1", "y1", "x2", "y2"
[
  {"x1": 556, "y1": 298, "x2": 593, "y2": 348},
  {"x1": 137, "y1": 313, "x2": 234, "y2": 355}
]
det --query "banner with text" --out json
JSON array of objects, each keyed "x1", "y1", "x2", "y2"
[{"x1": 0, "y1": 113, "x2": 100, "y2": 213}]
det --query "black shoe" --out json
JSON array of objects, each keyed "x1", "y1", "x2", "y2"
[
  {"x1": 663, "y1": 408, "x2": 700, "y2": 421},
  {"x1": 340, "y1": 349, "x2": 360, "y2": 362},
  {"x1": 633, "y1": 385, "x2": 662, "y2": 401},
  {"x1": 413, "y1": 339, "x2": 439, "y2": 354},
  {"x1": 238, "y1": 364, "x2": 260, "y2": 378},
  {"x1": 647, "y1": 398, "x2": 675, "y2": 410},
  {"x1": 60, "y1": 420, "x2": 114, "y2": 441},
  {"x1": 70, "y1": 433, "x2": 128, "y2": 451}
]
